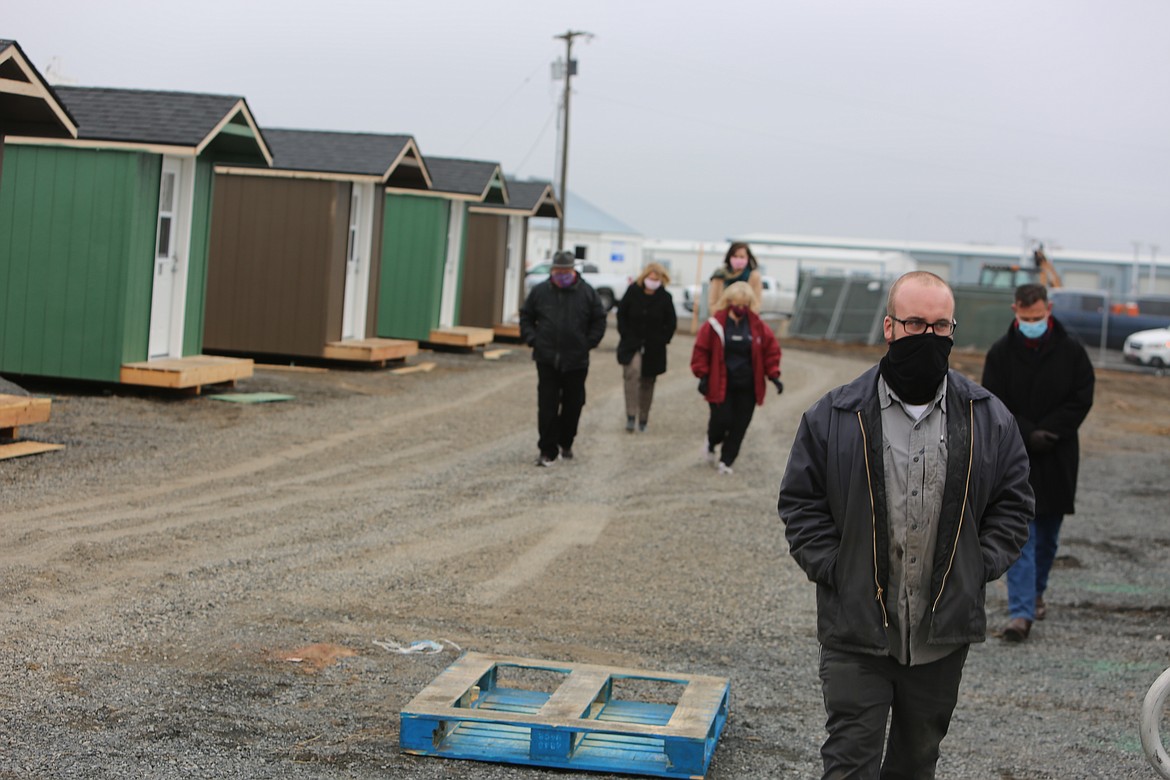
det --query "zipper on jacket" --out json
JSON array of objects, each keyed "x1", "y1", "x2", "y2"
[
  {"x1": 932, "y1": 399, "x2": 975, "y2": 613},
  {"x1": 856, "y1": 411, "x2": 889, "y2": 627}
]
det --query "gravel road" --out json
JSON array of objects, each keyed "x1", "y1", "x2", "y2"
[{"x1": 2, "y1": 325, "x2": 1169, "y2": 779}]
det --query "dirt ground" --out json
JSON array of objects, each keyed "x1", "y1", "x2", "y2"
[{"x1": 2, "y1": 326, "x2": 1169, "y2": 779}]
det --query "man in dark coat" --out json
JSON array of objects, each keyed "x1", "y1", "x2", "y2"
[
  {"x1": 982, "y1": 283, "x2": 1095, "y2": 641},
  {"x1": 779, "y1": 271, "x2": 1033, "y2": 778},
  {"x1": 519, "y1": 250, "x2": 607, "y2": 467}
]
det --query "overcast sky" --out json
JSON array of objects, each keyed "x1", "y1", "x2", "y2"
[{"x1": 7, "y1": 0, "x2": 1168, "y2": 255}]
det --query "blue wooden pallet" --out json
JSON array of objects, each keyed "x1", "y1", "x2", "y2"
[{"x1": 400, "y1": 652, "x2": 730, "y2": 779}]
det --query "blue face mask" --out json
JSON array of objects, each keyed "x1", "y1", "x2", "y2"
[{"x1": 1018, "y1": 318, "x2": 1048, "y2": 339}]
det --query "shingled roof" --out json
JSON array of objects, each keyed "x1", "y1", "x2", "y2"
[
  {"x1": 0, "y1": 39, "x2": 77, "y2": 138},
  {"x1": 261, "y1": 128, "x2": 430, "y2": 188},
  {"x1": 425, "y1": 156, "x2": 509, "y2": 204},
  {"x1": 503, "y1": 178, "x2": 561, "y2": 218},
  {"x1": 51, "y1": 85, "x2": 270, "y2": 164}
]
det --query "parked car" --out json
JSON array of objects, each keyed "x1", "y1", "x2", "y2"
[
  {"x1": 524, "y1": 261, "x2": 630, "y2": 312},
  {"x1": 682, "y1": 275, "x2": 795, "y2": 318},
  {"x1": 1123, "y1": 327, "x2": 1170, "y2": 368}
]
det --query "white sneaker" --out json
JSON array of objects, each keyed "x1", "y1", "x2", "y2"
[
  {"x1": 717, "y1": 462, "x2": 734, "y2": 475},
  {"x1": 535, "y1": 454, "x2": 558, "y2": 468},
  {"x1": 701, "y1": 441, "x2": 716, "y2": 465}
]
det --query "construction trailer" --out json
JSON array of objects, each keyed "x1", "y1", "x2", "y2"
[
  {"x1": 206, "y1": 128, "x2": 430, "y2": 365},
  {"x1": 376, "y1": 155, "x2": 507, "y2": 348},
  {"x1": 0, "y1": 85, "x2": 269, "y2": 389}
]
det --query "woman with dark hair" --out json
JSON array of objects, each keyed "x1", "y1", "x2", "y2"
[
  {"x1": 616, "y1": 262, "x2": 677, "y2": 432},
  {"x1": 707, "y1": 241, "x2": 764, "y2": 314}
]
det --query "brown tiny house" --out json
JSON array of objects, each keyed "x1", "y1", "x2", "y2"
[{"x1": 206, "y1": 129, "x2": 430, "y2": 364}]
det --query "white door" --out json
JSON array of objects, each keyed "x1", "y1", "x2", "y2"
[
  {"x1": 501, "y1": 215, "x2": 524, "y2": 322},
  {"x1": 341, "y1": 183, "x2": 374, "y2": 340},
  {"x1": 438, "y1": 201, "x2": 465, "y2": 328},
  {"x1": 148, "y1": 156, "x2": 192, "y2": 358}
]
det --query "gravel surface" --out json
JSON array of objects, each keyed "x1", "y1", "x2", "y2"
[{"x1": 2, "y1": 326, "x2": 1169, "y2": 779}]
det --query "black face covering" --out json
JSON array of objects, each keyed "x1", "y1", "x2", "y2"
[{"x1": 879, "y1": 333, "x2": 953, "y2": 404}]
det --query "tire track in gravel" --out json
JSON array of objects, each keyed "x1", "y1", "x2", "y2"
[{"x1": 1, "y1": 365, "x2": 537, "y2": 529}]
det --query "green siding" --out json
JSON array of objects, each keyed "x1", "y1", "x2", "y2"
[
  {"x1": 0, "y1": 145, "x2": 159, "y2": 381},
  {"x1": 182, "y1": 158, "x2": 215, "y2": 356},
  {"x1": 376, "y1": 194, "x2": 450, "y2": 341}
]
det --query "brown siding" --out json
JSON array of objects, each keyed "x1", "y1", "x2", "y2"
[
  {"x1": 459, "y1": 212, "x2": 509, "y2": 328},
  {"x1": 205, "y1": 174, "x2": 350, "y2": 357},
  {"x1": 364, "y1": 189, "x2": 385, "y2": 337}
]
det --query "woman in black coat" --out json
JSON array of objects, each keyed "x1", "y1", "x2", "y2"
[{"x1": 616, "y1": 262, "x2": 677, "y2": 432}]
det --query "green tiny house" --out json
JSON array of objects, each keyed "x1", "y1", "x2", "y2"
[
  {"x1": 375, "y1": 156, "x2": 507, "y2": 342},
  {"x1": 376, "y1": 193, "x2": 454, "y2": 342},
  {"x1": 0, "y1": 86, "x2": 269, "y2": 383}
]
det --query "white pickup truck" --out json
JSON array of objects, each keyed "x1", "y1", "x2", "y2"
[
  {"x1": 682, "y1": 275, "x2": 795, "y2": 318},
  {"x1": 524, "y1": 261, "x2": 631, "y2": 312}
]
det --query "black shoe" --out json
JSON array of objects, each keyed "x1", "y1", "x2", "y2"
[
  {"x1": 560, "y1": 447, "x2": 574, "y2": 460},
  {"x1": 638, "y1": 419, "x2": 647, "y2": 432},
  {"x1": 626, "y1": 416, "x2": 636, "y2": 433}
]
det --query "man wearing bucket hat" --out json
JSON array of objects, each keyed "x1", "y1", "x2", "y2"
[{"x1": 520, "y1": 250, "x2": 608, "y2": 467}]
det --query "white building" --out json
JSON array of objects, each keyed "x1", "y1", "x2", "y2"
[{"x1": 527, "y1": 190, "x2": 643, "y2": 277}]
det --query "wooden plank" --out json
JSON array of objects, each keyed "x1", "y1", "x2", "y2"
[
  {"x1": 426, "y1": 326, "x2": 494, "y2": 348},
  {"x1": 0, "y1": 441, "x2": 64, "y2": 461},
  {"x1": 119, "y1": 355, "x2": 254, "y2": 389},
  {"x1": 400, "y1": 652, "x2": 729, "y2": 778},
  {"x1": 322, "y1": 337, "x2": 419, "y2": 363},
  {"x1": 493, "y1": 322, "x2": 521, "y2": 340},
  {"x1": 389, "y1": 361, "x2": 436, "y2": 375},
  {"x1": 0, "y1": 395, "x2": 52, "y2": 429},
  {"x1": 483, "y1": 349, "x2": 512, "y2": 361}
]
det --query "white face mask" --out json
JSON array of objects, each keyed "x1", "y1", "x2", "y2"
[{"x1": 644, "y1": 278, "x2": 662, "y2": 290}]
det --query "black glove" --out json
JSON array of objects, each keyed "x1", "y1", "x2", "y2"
[
  {"x1": 1028, "y1": 429, "x2": 1059, "y2": 453},
  {"x1": 770, "y1": 377, "x2": 784, "y2": 395},
  {"x1": 698, "y1": 376, "x2": 709, "y2": 396}
]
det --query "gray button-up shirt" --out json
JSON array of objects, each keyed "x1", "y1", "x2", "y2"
[{"x1": 879, "y1": 375, "x2": 964, "y2": 666}]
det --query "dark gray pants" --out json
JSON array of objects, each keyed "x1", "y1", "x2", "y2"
[{"x1": 818, "y1": 645, "x2": 968, "y2": 780}]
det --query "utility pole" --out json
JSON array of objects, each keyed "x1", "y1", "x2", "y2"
[{"x1": 553, "y1": 30, "x2": 591, "y2": 253}]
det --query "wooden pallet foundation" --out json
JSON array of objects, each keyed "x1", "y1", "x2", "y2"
[
  {"x1": 119, "y1": 355, "x2": 254, "y2": 392},
  {"x1": 0, "y1": 394, "x2": 62, "y2": 460},
  {"x1": 492, "y1": 322, "x2": 522, "y2": 342},
  {"x1": 401, "y1": 652, "x2": 729, "y2": 779},
  {"x1": 322, "y1": 337, "x2": 419, "y2": 364},
  {"x1": 425, "y1": 326, "x2": 494, "y2": 350}
]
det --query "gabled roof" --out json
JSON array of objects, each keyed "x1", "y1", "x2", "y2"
[
  {"x1": 472, "y1": 177, "x2": 560, "y2": 218},
  {"x1": 259, "y1": 128, "x2": 430, "y2": 188},
  {"x1": 424, "y1": 156, "x2": 509, "y2": 204},
  {"x1": 24, "y1": 85, "x2": 271, "y2": 165},
  {"x1": 0, "y1": 39, "x2": 77, "y2": 138}
]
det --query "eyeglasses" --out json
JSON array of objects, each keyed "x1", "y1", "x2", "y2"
[{"x1": 890, "y1": 316, "x2": 958, "y2": 337}]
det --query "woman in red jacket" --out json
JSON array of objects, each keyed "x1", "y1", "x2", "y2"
[{"x1": 690, "y1": 281, "x2": 782, "y2": 475}]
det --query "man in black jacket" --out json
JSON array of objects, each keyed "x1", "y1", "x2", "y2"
[
  {"x1": 519, "y1": 251, "x2": 607, "y2": 467},
  {"x1": 982, "y1": 283, "x2": 1095, "y2": 641},
  {"x1": 779, "y1": 271, "x2": 1033, "y2": 778}
]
